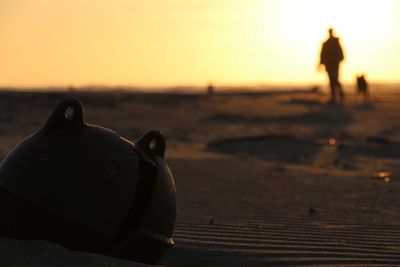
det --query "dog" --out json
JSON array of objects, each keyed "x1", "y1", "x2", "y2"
[{"x1": 356, "y1": 75, "x2": 369, "y2": 101}]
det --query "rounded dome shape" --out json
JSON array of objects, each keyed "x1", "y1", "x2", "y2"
[{"x1": 0, "y1": 98, "x2": 176, "y2": 264}]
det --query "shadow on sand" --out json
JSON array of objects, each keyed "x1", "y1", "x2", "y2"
[
  {"x1": 207, "y1": 134, "x2": 321, "y2": 163},
  {"x1": 338, "y1": 137, "x2": 400, "y2": 159},
  {"x1": 205, "y1": 104, "x2": 359, "y2": 163},
  {"x1": 280, "y1": 98, "x2": 324, "y2": 107},
  {"x1": 203, "y1": 104, "x2": 354, "y2": 128}
]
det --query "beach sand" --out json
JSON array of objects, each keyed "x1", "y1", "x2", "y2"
[{"x1": 0, "y1": 89, "x2": 399, "y2": 266}]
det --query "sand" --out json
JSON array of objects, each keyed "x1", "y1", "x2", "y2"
[
  {"x1": 0, "y1": 89, "x2": 399, "y2": 266},
  {"x1": 0, "y1": 238, "x2": 150, "y2": 267}
]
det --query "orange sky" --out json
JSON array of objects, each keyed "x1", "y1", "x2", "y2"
[{"x1": 0, "y1": 0, "x2": 399, "y2": 87}]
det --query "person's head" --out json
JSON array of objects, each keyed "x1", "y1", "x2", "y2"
[{"x1": 328, "y1": 28, "x2": 334, "y2": 37}]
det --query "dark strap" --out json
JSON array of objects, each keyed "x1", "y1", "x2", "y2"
[{"x1": 106, "y1": 154, "x2": 158, "y2": 257}]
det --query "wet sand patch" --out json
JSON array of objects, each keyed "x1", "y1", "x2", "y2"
[{"x1": 207, "y1": 134, "x2": 321, "y2": 163}]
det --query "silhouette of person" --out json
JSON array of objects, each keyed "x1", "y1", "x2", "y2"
[{"x1": 319, "y1": 28, "x2": 345, "y2": 103}]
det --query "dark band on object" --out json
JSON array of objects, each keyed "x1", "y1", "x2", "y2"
[{"x1": 106, "y1": 153, "x2": 159, "y2": 261}]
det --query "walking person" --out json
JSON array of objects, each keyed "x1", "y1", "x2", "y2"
[{"x1": 319, "y1": 28, "x2": 345, "y2": 103}]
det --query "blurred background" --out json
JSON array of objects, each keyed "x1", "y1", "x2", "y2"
[{"x1": 0, "y1": 0, "x2": 399, "y2": 89}]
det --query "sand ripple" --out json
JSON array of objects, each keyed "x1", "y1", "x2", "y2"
[{"x1": 162, "y1": 218, "x2": 400, "y2": 266}]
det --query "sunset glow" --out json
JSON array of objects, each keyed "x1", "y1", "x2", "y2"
[{"x1": 0, "y1": 0, "x2": 399, "y2": 87}]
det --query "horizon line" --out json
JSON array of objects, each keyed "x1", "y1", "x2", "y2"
[{"x1": 1, "y1": 80, "x2": 400, "y2": 91}]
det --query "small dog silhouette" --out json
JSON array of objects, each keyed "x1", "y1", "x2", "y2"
[{"x1": 356, "y1": 75, "x2": 369, "y2": 101}]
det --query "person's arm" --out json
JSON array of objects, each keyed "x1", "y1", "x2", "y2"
[
  {"x1": 319, "y1": 44, "x2": 326, "y2": 65},
  {"x1": 338, "y1": 40, "x2": 344, "y2": 62}
]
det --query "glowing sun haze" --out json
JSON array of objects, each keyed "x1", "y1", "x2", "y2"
[{"x1": 0, "y1": 0, "x2": 399, "y2": 87}]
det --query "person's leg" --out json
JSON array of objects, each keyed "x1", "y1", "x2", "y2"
[
  {"x1": 329, "y1": 66, "x2": 344, "y2": 103},
  {"x1": 337, "y1": 80, "x2": 344, "y2": 102},
  {"x1": 334, "y1": 66, "x2": 344, "y2": 102},
  {"x1": 337, "y1": 82, "x2": 344, "y2": 102},
  {"x1": 327, "y1": 71, "x2": 336, "y2": 103}
]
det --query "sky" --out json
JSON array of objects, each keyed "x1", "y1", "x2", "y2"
[{"x1": 0, "y1": 0, "x2": 399, "y2": 87}]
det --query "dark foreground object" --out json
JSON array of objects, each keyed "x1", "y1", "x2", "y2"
[{"x1": 0, "y1": 99, "x2": 176, "y2": 264}]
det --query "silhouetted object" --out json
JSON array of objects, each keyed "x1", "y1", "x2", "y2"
[
  {"x1": 0, "y1": 98, "x2": 176, "y2": 264},
  {"x1": 356, "y1": 75, "x2": 369, "y2": 102},
  {"x1": 310, "y1": 86, "x2": 321, "y2": 94},
  {"x1": 207, "y1": 83, "x2": 215, "y2": 96},
  {"x1": 320, "y1": 28, "x2": 345, "y2": 103}
]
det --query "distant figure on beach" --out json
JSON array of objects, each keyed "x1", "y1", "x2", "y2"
[
  {"x1": 207, "y1": 82, "x2": 215, "y2": 96},
  {"x1": 356, "y1": 75, "x2": 369, "y2": 102},
  {"x1": 319, "y1": 28, "x2": 345, "y2": 103}
]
